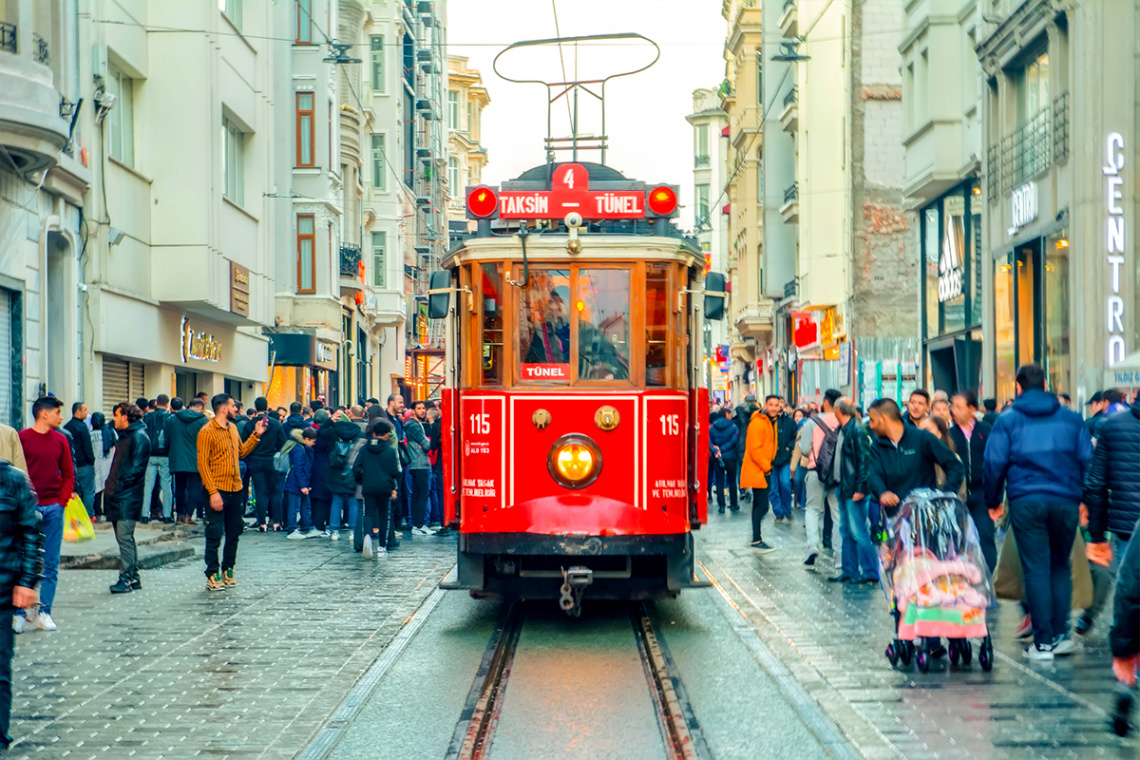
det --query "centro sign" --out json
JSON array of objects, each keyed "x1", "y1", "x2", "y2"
[
  {"x1": 1009, "y1": 181, "x2": 1037, "y2": 235},
  {"x1": 1104, "y1": 132, "x2": 1128, "y2": 366}
]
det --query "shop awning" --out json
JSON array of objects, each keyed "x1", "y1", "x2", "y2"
[{"x1": 1105, "y1": 351, "x2": 1140, "y2": 387}]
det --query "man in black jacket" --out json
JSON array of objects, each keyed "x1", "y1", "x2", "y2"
[
  {"x1": 142, "y1": 394, "x2": 173, "y2": 523},
  {"x1": 104, "y1": 403, "x2": 150, "y2": 594},
  {"x1": 948, "y1": 391, "x2": 996, "y2": 572},
  {"x1": 1079, "y1": 395, "x2": 1140, "y2": 636},
  {"x1": 867, "y1": 397, "x2": 964, "y2": 508},
  {"x1": 0, "y1": 458, "x2": 42, "y2": 754},
  {"x1": 770, "y1": 401, "x2": 797, "y2": 524},
  {"x1": 166, "y1": 398, "x2": 209, "y2": 525},
  {"x1": 63, "y1": 402, "x2": 96, "y2": 518},
  {"x1": 242, "y1": 396, "x2": 287, "y2": 532},
  {"x1": 830, "y1": 398, "x2": 877, "y2": 584}
]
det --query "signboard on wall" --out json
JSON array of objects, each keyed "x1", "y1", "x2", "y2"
[{"x1": 230, "y1": 262, "x2": 251, "y2": 318}]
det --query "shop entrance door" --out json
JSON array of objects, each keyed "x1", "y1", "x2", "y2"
[{"x1": 175, "y1": 372, "x2": 198, "y2": 404}]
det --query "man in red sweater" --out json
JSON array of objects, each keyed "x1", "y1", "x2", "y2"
[{"x1": 17, "y1": 396, "x2": 74, "y2": 633}]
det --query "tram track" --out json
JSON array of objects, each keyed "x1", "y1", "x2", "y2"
[{"x1": 446, "y1": 601, "x2": 711, "y2": 760}]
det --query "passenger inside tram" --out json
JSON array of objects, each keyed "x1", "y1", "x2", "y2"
[{"x1": 520, "y1": 273, "x2": 570, "y2": 366}]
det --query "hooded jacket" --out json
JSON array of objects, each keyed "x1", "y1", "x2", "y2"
[
  {"x1": 282, "y1": 413, "x2": 311, "y2": 437},
  {"x1": 404, "y1": 416, "x2": 432, "y2": 470},
  {"x1": 103, "y1": 420, "x2": 152, "y2": 522},
  {"x1": 1084, "y1": 398, "x2": 1140, "y2": 540},
  {"x1": 242, "y1": 413, "x2": 286, "y2": 464},
  {"x1": 982, "y1": 389, "x2": 1093, "y2": 507},
  {"x1": 353, "y1": 437, "x2": 400, "y2": 495},
  {"x1": 708, "y1": 416, "x2": 740, "y2": 460},
  {"x1": 166, "y1": 408, "x2": 209, "y2": 473},
  {"x1": 319, "y1": 420, "x2": 364, "y2": 494},
  {"x1": 868, "y1": 424, "x2": 964, "y2": 502},
  {"x1": 283, "y1": 440, "x2": 313, "y2": 495},
  {"x1": 739, "y1": 411, "x2": 776, "y2": 489},
  {"x1": 0, "y1": 461, "x2": 43, "y2": 606}
]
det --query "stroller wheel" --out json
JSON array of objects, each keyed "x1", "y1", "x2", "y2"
[
  {"x1": 899, "y1": 640, "x2": 914, "y2": 666},
  {"x1": 916, "y1": 650, "x2": 930, "y2": 673},
  {"x1": 886, "y1": 643, "x2": 899, "y2": 667},
  {"x1": 961, "y1": 640, "x2": 973, "y2": 666},
  {"x1": 949, "y1": 643, "x2": 960, "y2": 665},
  {"x1": 979, "y1": 636, "x2": 993, "y2": 672}
]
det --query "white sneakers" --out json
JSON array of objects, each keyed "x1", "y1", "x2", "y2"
[
  {"x1": 38, "y1": 612, "x2": 57, "y2": 631},
  {"x1": 411, "y1": 526, "x2": 437, "y2": 536},
  {"x1": 329, "y1": 530, "x2": 340, "y2": 541},
  {"x1": 303, "y1": 528, "x2": 322, "y2": 538},
  {"x1": 286, "y1": 530, "x2": 306, "y2": 540},
  {"x1": 1023, "y1": 643, "x2": 1054, "y2": 662},
  {"x1": 1052, "y1": 634, "x2": 1077, "y2": 656},
  {"x1": 12, "y1": 615, "x2": 24, "y2": 634},
  {"x1": 14, "y1": 612, "x2": 56, "y2": 634}
]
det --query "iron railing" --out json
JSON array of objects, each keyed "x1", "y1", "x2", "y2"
[
  {"x1": 694, "y1": 154, "x2": 710, "y2": 167},
  {"x1": 990, "y1": 92, "x2": 1070, "y2": 197},
  {"x1": 783, "y1": 182, "x2": 798, "y2": 204},
  {"x1": 0, "y1": 22, "x2": 15, "y2": 54},
  {"x1": 783, "y1": 86, "x2": 797, "y2": 108},
  {"x1": 1052, "y1": 91, "x2": 1070, "y2": 165},
  {"x1": 339, "y1": 243, "x2": 362, "y2": 277},
  {"x1": 32, "y1": 33, "x2": 47, "y2": 64}
]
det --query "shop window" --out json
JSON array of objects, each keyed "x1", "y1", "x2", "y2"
[
  {"x1": 519, "y1": 269, "x2": 570, "y2": 382},
  {"x1": 297, "y1": 215, "x2": 315, "y2": 293},
  {"x1": 646, "y1": 265, "x2": 669, "y2": 386},
  {"x1": 577, "y1": 269, "x2": 631, "y2": 382},
  {"x1": 1045, "y1": 231, "x2": 1070, "y2": 394},
  {"x1": 296, "y1": 93, "x2": 314, "y2": 167},
  {"x1": 480, "y1": 263, "x2": 505, "y2": 385},
  {"x1": 942, "y1": 194, "x2": 966, "y2": 334},
  {"x1": 923, "y1": 206, "x2": 940, "y2": 339},
  {"x1": 1016, "y1": 245, "x2": 1039, "y2": 367},
  {"x1": 994, "y1": 256, "x2": 1015, "y2": 403}
]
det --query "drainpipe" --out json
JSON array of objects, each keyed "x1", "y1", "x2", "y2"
[{"x1": 38, "y1": 212, "x2": 61, "y2": 399}]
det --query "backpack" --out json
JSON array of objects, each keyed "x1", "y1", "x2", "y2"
[
  {"x1": 146, "y1": 410, "x2": 169, "y2": 456},
  {"x1": 273, "y1": 439, "x2": 297, "y2": 474},
  {"x1": 813, "y1": 417, "x2": 842, "y2": 488},
  {"x1": 328, "y1": 439, "x2": 355, "y2": 471}
]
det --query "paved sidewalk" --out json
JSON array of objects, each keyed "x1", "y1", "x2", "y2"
[
  {"x1": 10, "y1": 530, "x2": 456, "y2": 760},
  {"x1": 60, "y1": 522, "x2": 195, "y2": 569},
  {"x1": 695, "y1": 501, "x2": 1138, "y2": 759}
]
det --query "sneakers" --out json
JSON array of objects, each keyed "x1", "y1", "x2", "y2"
[
  {"x1": 37, "y1": 612, "x2": 57, "y2": 631},
  {"x1": 257, "y1": 524, "x2": 268, "y2": 533},
  {"x1": 206, "y1": 573, "x2": 226, "y2": 591},
  {"x1": 1113, "y1": 683, "x2": 1134, "y2": 737},
  {"x1": 303, "y1": 528, "x2": 322, "y2": 538},
  {"x1": 376, "y1": 546, "x2": 388, "y2": 557},
  {"x1": 1015, "y1": 614, "x2": 1033, "y2": 640},
  {"x1": 750, "y1": 540, "x2": 775, "y2": 554},
  {"x1": 12, "y1": 615, "x2": 25, "y2": 634},
  {"x1": 130, "y1": 578, "x2": 142, "y2": 591},
  {"x1": 329, "y1": 530, "x2": 340, "y2": 541},
  {"x1": 412, "y1": 526, "x2": 437, "y2": 536},
  {"x1": 1052, "y1": 633, "x2": 1076, "y2": 656},
  {"x1": 272, "y1": 524, "x2": 282, "y2": 533},
  {"x1": 827, "y1": 574, "x2": 852, "y2": 583},
  {"x1": 1022, "y1": 643, "x2": 1054, "y2": 662},
  {"x1": 362, "y1": 534, "x2": 373, "y2": 559},
  {"x1": 803, "y1": 552, "x2": 818, "y2": 566},
  {"x1": 1075, "y1": 614, "x2": 1095, "y2": 636},
  {"x1": 320, "y1": 529, "x2": 331, "y2": 538},
  {"x1": 287, "y1": 530, "x2": 306, "y2": 540},
  {"x1": 109, "y1": 578, "x2": 132, "y2": 594},
  {"x1": 223, "y1": 569, "x2": 236, "y2": 587}
]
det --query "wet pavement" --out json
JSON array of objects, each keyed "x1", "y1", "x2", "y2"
[{"x1": 7, "y1": 503, "x2": 1137, "y2": 759}]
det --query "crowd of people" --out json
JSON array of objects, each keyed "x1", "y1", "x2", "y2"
[{"x1": 711, "y1": 363, "x2": 1139, "y2": 736}]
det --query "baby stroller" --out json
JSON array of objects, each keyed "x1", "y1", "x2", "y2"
[{"x1": 879, "y1": 489, "x2": 995, "y2": 673}]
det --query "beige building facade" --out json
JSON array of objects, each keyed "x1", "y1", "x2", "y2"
[{"x1": 446, "y1": 55, "x2": 488, "y2": 229}]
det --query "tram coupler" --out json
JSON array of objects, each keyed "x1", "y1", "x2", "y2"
[{"x1": 559, "y1": 566, "x2": 593, "y2": 617}]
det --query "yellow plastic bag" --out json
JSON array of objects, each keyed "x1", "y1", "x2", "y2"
[{"x1": 63, "y1": 496, "x2": 95, "y2": 542}]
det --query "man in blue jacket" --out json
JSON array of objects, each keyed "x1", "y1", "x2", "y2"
[
  {"x1": 709, "y1": 407, "x2": 740, "y2": 513},
  {"x1": 984, "y1": 363, "x2": 1093, "y2": 662}
]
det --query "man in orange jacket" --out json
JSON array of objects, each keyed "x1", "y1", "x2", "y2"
[{"x1": 740, "y1": 395, "x2": 780, "y2": 552}]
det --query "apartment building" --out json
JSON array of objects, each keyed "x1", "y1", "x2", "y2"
[
  {"x1": 446, "y1": 54, "x2": 489, "y2": 231},
  {"x1": 686, "y1": 87, "x2": 732, "y2": 402}
]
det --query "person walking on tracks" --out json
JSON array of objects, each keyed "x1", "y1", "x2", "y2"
[
  {"x1": 103, "y1": 403, "x2": 150, "y2": 594},
  {"x1": 198, "y1": 394, "x2": 266, "y2": 591},
  {"x1": 829, "y1": 398, "x2": 877, "y2": 585},
  {"x1": 740, "y1": 396, "x2": 780, "y2": 553}
]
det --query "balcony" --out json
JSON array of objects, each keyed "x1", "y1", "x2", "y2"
[
  {"x1": 733, "y1": 299, "x2": 775, "y2": 343},
  {"x1": 340, "y1": 243, "x2": 364, "y2": 293},
  {"x1": 779, "y1": 0, "x2": 798, "y2": 39},
  {"x1": 1, "y1": 22, "x2": 15, "y2": 53},
  {"x1": 779, "y1": 86, "x2": 798, "y2": 133},
  {"x1": 780, "y1": 182, "x2": 798, "y2": 224},
  {"x1": 0, "y1": 21, "x2": 68, "y2": 173},
  {"x1": 32, "y1": 33, "x2": 47, "y2": 65},
  {"x1": 988, "y1": 92, "x2": 1069, "y2": 199}
]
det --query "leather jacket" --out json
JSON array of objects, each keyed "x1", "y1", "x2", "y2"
[
  {"x1": 0, "y1": 461, "x2": 43, "y2": 605},
  {"x1": 836, "y1": 417, "x2": 871, "y2": 500},
  {"x1": 103, "y1": 420, "x2": 152, "y2": 522}
]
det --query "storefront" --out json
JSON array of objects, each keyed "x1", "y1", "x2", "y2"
[
  {"x1": 919, "y1": 180, "x2": 983, "y2": 395},
  {"x1": 265, "y1": 332, "x2": 340, "y2": 409}
]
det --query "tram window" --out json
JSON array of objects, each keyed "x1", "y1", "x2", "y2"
[
  {"x1": 480, "y1": 263, "x2": 505, "y2": 385},
  {"x1": 519, "y1": 269, "x2": 571, "y2": 382},
  {"x1": 646, "y1": 265, "x2": 668, "y2": 386},
  {"x1": 577, "y1": 269, "x2": 631, "y2": 381}
]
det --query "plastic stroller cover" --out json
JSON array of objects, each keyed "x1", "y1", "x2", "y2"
[{"x1": 879, "y1": 489, "x2": 995, "y2": 640}]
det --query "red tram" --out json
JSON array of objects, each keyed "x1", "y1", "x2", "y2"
[{"x1": 431, "y1": 161, "x2": 726, "y2": 613}]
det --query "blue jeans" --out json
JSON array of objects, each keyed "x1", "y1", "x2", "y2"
[
  {"x1": 38, "y1": 503, "x2": 63, "y2": 616},
  {"x1": 428, "y1": 467, "x2": 443, "y2": 524},
  {"x1": 794, "y1": 466, "x2": 806, "y2": 509},
  {"x1": 284, "y1": 491, "x2": 312, "y2": 533},
  {"x1": 837, "y1": 496, "x2": 877, "y2": 580},
  {"x1": 1009, "y1": 500, "x2": 1078, "y2": 647},
  {"x1": 328, "y1": 493, "x2": 358, "y2": 532},
  {"x1": 769, "y1": 463, "x2": 792, "y2": 518}
]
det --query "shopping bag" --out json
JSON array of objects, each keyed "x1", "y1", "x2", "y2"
[
  {"x1": 63, "y1": 496, "x2": 95, "y2": 542},
  {"x1": 991, "y1": 524, "x2": 1094, "y2": 609}
]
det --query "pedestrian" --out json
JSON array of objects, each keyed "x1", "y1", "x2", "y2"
[
  {"x1": 405, "y1": 400, "x2": 436, "y2": 536},
  {"x1": 983, "y1": 362, "x2": 1093, "y2": 661},
  {"x1": 167, "y1": 397, "x2": 209, "y2": 526},
  {"x1": 948, "y1": 391, "x2": 996, "y2": 572},
  {"x1": 16, "y1": 396, "x2": 75, "y2": 633},
  {"x1": 243, "y1": 397, "x2": 286, "y2": 532},
  {"x1": 708, "y1": 407, "x2": 740, "y2": 514},
  {"x1": 383, "y1": 395, "x2": 410, "y2": 530},
  {"x1": 285, "y1": 428, "x2": 321, "y2": 540},
  {"x1": 799, "y1": 389, "x2": 843, "y2": 567},
  {"x1": 318, "y1": 409, "x2": 364, "y2": 541},
  {"x1": 194, "y1": 392, "x2": 209, "y2": 409},
  {"x1": 902, "y1": 388, "x2": 930, "y2": 427},
  {"x1": 63, "y1": 402, "x2": 96, "y2": 518},
  {"x1": 1059, "y1": 392, "x2": 1072, "y2": 409},
  {"x1": 867, "y1": 397, "x2": 964, "y2": 508},
  {"x1": 276, "y1": 406, "x2": 288, "y2": 424},
  {"x1": 1093, "y1": 389, "x2": 1130, "y2": 442},
  {"x1": 0, "y1": 421, "x2": 25, "y2": 475},
  {"x1": 1079, "y1": 391, "x2": 1138, "y2": 636},
  {"x1": 982, "y1": 397, "x2": 999, "y2": 427},
  {"x1": 1085, "y1": 391, "x2": 1107, "y2": 437},
  {"x1": 829, "y1": 398, "x2": 877, "y2": 585},
  {"x1": 740, "y1": 395, "x2": 779, "y2": 553},
  {"x1": 931, "y1": 397, "x2": 951, "y2": 426},
  {"x1": 769, "y1": 399, "x2": 796, "y2": 524},
  {"x1": 198, "y1": 394, "x2": 266, "y2": 591},
  {"x1": 353, "y1": 419, "x2": 401, "y2": 559},
  {"x1": 349, "y1": 405, "x2": 368, "y2": 435},
  {"x1": 89, "y1": 412, "x2": 116, "y2": 521},
  {"x1": 0, "y1": 456, "x2": 42, "y2": 753},
  {"x1": 142, "y1": 394, "x2": 173, "y2": 523},
  {"x1": 734, "y1": 394, "x2": 759, "y2": 502},
  {"x1": 792, "y1": 407, "x2": 808, "y2": 510},
  {"x1": 103, "y1": 403, "x2": 150, "y2": 594},
  {"x1": 282, "y1": 402, "x2": 309, "y2": 437},
  {"x1": 425, "y1": 405, "x2": 445, "y2": 530},
  {"x1": 309, "y1": 408, "x2": 333, "y2": 533},
  {"x1": 1109, "y1": 523, "x2": 1139, "y2": 737}
]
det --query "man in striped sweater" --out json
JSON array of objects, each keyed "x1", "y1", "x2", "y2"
[{"x1": 197, "y1": 394, "x2": 266, "y2": 591}]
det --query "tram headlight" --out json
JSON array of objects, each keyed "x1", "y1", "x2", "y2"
[{"x1": 547, "y1": 434, "x2": 603, "y2": 489}]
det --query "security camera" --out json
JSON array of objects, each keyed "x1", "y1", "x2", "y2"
[
  {"x1": 564, "y1": 212, "x2": 583, "y2": 229},
  {"x1": 77, "y1": 282, "x2": 88, "y2": 293}
]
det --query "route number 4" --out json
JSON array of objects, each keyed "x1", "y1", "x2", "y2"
[
  {"x1": 659, "y1": 414, "x2": 680, "y2": 436},
  {"x1": 469, "y1": 413, "x2": 491, "y2": 435}
]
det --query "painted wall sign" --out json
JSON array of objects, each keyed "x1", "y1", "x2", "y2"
[
  {"x1": 180, "y1": 317, "x2": 222, "y2": 363},
  {"x1": 1008, "y1": 181, "x2": 1038, "y2": 236},
  {"x1": 1104, "y1": 132, "x2": 1127, "y2": 366},
  {"x1": 230, "y1": 261, "x2": 250, "y2": 318}
]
